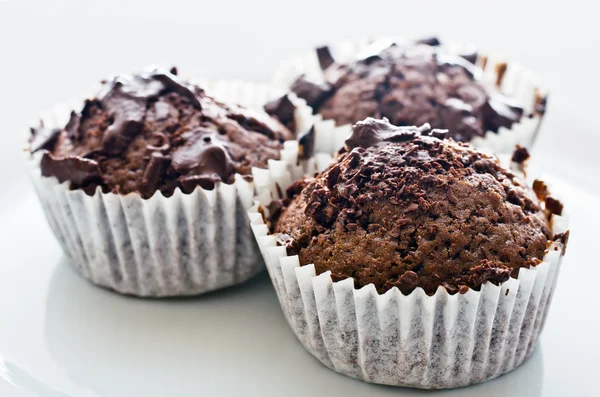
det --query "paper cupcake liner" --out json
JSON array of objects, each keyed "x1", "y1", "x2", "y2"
[
  {"x1": 27, "y1": 80, "x2": 310, "y2": 297},
  {"x1": 248, "y1": 167, "x2": 569, "y2": 388},
  {"x1": 273, "y1": 36, "x2": 547, "y2": 157}
]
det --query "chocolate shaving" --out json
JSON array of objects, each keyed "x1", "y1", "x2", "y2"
[
  {"x1": 405, "y1": 203, "x2": 419, "y2": 213},
  {"x1": 326, "y1": 164, "x2": 341, "y2": 190},
  {"x1": 384, "y1": 271, "x2": 419, "y2": 295},
  {"x1": 467, "y1": 261, "x2": 512, "y2": 289},
  {"x1": 446, "y1": 186, "x2": 458, "y2": 204},
  {"x1": 396, "y1": 218, "x2": 411, "y2": 227},
  {"x1": 389, "y1": 226, "x2": 401, "y2": 238}
]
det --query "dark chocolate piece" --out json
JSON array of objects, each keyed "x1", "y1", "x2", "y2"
[
  {"x1": 356, "y1": 39, "x2": 397, "y2": 63},
  {"x1": 511, "y1": 146, "x2": 530, "y2": 164},
  {"x1": 482, "y1": 94, "x2": 525, "y2": 133},
  {"x1": 545, "y1": 197, "x2": 563, "y2": 216},
  {"x1": 416, "y1": 36, "x2": 441, "y2": 46},
  {"x1": 459, "y1": 48, "x2": 478, "y2": 64},
  {"x1": 290, "y1": 75, "x2": 333, "y2": 109},
  {"x1": 316, "y1": 46, "x2": 335, "y2": 70},
  {"x1": 264, "y1": 94, "x2": 296, "y2": 127}
]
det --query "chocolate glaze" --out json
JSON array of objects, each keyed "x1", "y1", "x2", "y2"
[
  {"x1": 31, "y1": 67, "x2": 293, "y2": 198},
  {"x1": 40, "y1": 153, "x2": 102, "y2": 187},
  {"x1": 291, "y1": 38, "x2": 526, "y2": 145}
]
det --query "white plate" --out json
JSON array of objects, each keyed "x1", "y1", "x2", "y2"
[{"x1": 0, "y1": 168, "x2": 597, "y2": 397}]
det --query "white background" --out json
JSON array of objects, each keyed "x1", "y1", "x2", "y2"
[
  {"x1": 1, "y1": 0, "x2": 599, "y2": 188},
  {"x1": 0, "y1": 1, "x2": 598, "y2": 396}
]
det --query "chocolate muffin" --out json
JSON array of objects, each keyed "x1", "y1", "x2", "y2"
[
  {"x1": 272, "y1": 118, "x2": 564, "y2": 295},
  {"x1": 290, "y1": 38, "x2": 544, "y2": 149},
  {"x1": 28, "y1": 69, "x2": 303, "y2": 297},
  {"x1": 30, "y1": 67, "x2": 293, "y2": 199}
]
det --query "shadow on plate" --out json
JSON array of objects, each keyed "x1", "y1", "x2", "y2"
[{"x1": 44, "y1": 256, "x2": 544, "y2": 397}]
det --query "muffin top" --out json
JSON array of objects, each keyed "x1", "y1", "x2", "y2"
[
  {"x1": 30, "y1": 67, "x2": 293, "y2": 198},
  {"x1": 291, "y1": 38, "x2": 530, "y2": 143},
  {"x1": 272, "y1": 118, "x2": 564, "y2": 295}
]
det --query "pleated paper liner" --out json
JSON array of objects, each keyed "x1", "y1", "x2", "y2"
[
  {"x1": 273, "y1": 36, "x2": 547, "y2": 157},
  {"x1": 27, "y1": 80, "x2": 310, "y2": 297},
  {"x1": 248, "y1": 164, "x2": 568, "y2": 389}
]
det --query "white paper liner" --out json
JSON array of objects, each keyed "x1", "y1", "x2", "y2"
[
  {"x1": 248, "y1": 174, "x2": 568, "y2": 388},
  {"x1": 27, "y1": 80, "x2": 311, "y2": 297},
  {"x1": 273, "y1": 36, "x2": 547, "y2": 157}
]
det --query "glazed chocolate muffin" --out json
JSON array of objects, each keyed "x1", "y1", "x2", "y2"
[
  {"x1": 291, "y1": 39, "x2": 528, "y2": 143},
  {"x1": 30, "y1": 67, "x2": 293, "y2": 198},
  {"x1": 272, "y1": 118, "x2": 564, "y2": 295}
]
